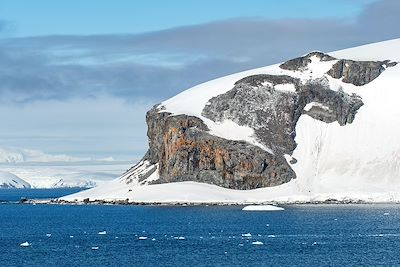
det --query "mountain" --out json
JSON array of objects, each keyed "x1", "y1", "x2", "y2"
[
  {"x1": 62, "y1": 38, "x2": 400, "y2": 203},
  {"x1": 0, "y1": 171, "x2": 31, "y2": 189}
]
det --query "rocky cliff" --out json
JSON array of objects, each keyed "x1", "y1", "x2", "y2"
[{"x1": 121, "y1": 51, "x2": 396, "y2": 190}]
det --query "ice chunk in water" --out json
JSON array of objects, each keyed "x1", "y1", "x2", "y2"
[{"x1": 20, "y1": 241, "x2": 30, "y2": 247}]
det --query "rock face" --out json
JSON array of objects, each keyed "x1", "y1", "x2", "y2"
[
  {"x1": 122, "y1": 51, "x2": 395, "y2": 190},
  {"x1": 327, "y1": 59, "x2": 392, "y2": 86},
  {"x1": 143, "y1": 108, "x2": 294, "y2": 189}
]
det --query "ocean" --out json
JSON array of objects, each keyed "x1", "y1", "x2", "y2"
[{"x1": 0, "y1": 189, "x2": 399, "y2": 266}]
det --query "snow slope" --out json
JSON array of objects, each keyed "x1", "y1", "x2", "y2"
[
  {"x1": 0, "y1": 171, "x2": 31, "y2": 189},
  {"x1": 62, "y1": 38, "x2": 400, "y2": 203}
]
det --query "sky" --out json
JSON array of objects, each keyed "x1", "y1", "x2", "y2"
[{"x1": 0, "y1": 0, "x2": 399, "y2": 162}]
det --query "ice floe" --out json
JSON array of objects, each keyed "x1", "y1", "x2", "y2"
[
  {"x1": 242, "y1": 205, "x2": 284, "y2": 211},
  {"x1": 20, "y1": 241, "x2": 30, "y2": 247}
]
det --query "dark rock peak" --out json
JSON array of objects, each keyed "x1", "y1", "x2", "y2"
[
  {"x1": 279, "y1": 51, "x2": 336, "y2": 71},
  {"x1": 327, "y1": 59, "x2": 395, "y2": 86}
]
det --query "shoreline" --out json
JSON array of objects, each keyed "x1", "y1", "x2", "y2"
[{"x1": 15, "y1": 198, "x2": 400, "y2": 206}]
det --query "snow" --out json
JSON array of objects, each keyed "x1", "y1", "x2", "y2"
[
  {"x1": 205, "y1": 119, "x2": 273, "y2": 154},
  {"x1": 303, "y1": 102, "x2": 331, "y2": 112},
  {"x1": 20, "y1": 241, "x2": 30, "y2": 247},
  {"x1": 242, "y1": 205, "x2": 284, "y2": 211},
  {"x1": 274, "y1": 83, "x2": 296, "y2": 92},
  {"x1": 0, "y1": 171, "x2": 31, "y2": 189},
  {"x1": 62, "y1": 38, "x2": 400, "y2": 204}
]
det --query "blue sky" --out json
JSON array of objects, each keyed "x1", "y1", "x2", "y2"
[
  {"x1": 0, "y1": 0, "x2": 398, "y2": 162},
  {"x1": 0, "y1": 0, "x2": 373, "y2": 37}
]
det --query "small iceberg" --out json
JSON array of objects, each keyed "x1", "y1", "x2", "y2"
[
  {"x1": 242, "y1": 233, "x2": 252, "y2": 238},
  {"x1": 242, "y1": 205, "x2": 284, "y2": 211},
  {"x1": 178, "y1": 236, "x2": 185, "y2": 240},
  {"x1": 46, "y1": 233, "x2": 52, "y2": 237},
  {"x1": 252, "y1": 241, "x2": 263, "y2": 245},
  {"x1": 98, "y1": 231, "x2": 107, "y2": 235},
  {"x1": 267, "y1": 235, "x2": 276, "y2": 238},
  {"x1": 70, "y1": 235, "x2": 74, "y2": 238},
  {"x1": 138, "y1": 236, "x2": 148, "y2": 240},
  {"x1": 20, "y1": 241, "x2": 30, "y2": 247},
  {"x1": 384, "y1": 212, "x2": 390, "y2": 216},
  {"x1": 91, "y1": 246, "x2": 99, "y2": 250}
]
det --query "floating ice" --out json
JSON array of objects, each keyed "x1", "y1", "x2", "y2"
[
  {"x1": 252, "y1": 241, "x2": 263, "y2": 245},
  {"x1": 20, "y1": 241, "x2": 30, "y2": 247},
  {"x1": 152, "y1": 238, "x2": 156, "y2": 241},
  {"x1": 139, "y1": 236, "x2": 148, "y2": 240},
  {"x1": 384, "y1": 212, "x2": 390, "y2": 216},
  {"x1": 242, "y1": 233, "x2": 252, "y2": 237},
  {"x1": 178, "y1": 236, "x2": 185, "y2": 240},
  {"x1": 91, "y1": 246, "x2": 99, "y2": 250},
  {"x1": 70, "y1": 235, "x2": 74, "y2": 238},
  {"x1": 242, "y1": 205, "x2": 284, "y2": 211},
  {"x1": 268, "y1": 235, "x2": 276, "y2": 238},
  {"x1": 98, "y1": 231, "x2": 107, "y2": 235},
  {"x1": 46, "y1": 233, "x2": 51, "y2": 237}
]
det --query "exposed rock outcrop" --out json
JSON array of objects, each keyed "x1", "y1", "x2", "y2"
[
  {"x1": 279, "y1": 51, "x2": 336, "y2": 71},
  {"x1": 327, "y1": 59, "x2": 390, "y2": 86},
  {"x1": 142, "y1": 108, "x2": 294, "y2": 189}
]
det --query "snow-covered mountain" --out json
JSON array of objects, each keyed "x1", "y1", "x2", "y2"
[
  {"x1": 0, "y1": 162, "x2": 133, "y2": 189},
  {"x1": 63, "y1": 38, "x2": 400, "y2": 203},
  {"x1": 0, "y1": 171, "x2": 31, "y2": 189}
]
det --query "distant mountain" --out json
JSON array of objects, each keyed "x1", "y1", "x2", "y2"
[
  {"x1": 63, "y1": 39, "x2": 400, "y2": 203},
  {"x1": 0, "y1": 171, "x2": 31, "y2": 189}
]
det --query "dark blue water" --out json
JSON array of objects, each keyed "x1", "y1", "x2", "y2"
[
  {"x1": 0, "y1": 188, "x2": 85, "y2": 202},
  {"x1": 1, "y1": 190, "x2": 400, "y2": 266}
]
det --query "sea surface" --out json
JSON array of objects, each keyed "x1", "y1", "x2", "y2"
[{"x1": 1, "y1": 189, "x2": 400, "y2": 266}]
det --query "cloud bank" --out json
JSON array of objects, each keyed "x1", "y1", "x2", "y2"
[{"x1": 0, "y1": 0, "x2": 398, "y2": 104}]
